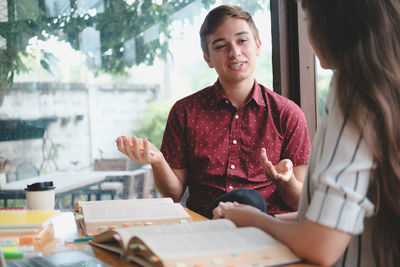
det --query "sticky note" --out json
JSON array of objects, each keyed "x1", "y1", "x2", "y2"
[
  {"x1": 98, "y1": 225, "x2": 108, "y2": 231},
  {"x1": 74, "y1": 214, "x2": 84, "y2": 220},
  {"x1": 18, "y1": 237, "x2": 35, "y2": 246},
  {"x1": 150, "y1": 255, "x2": 160, "y2": 262},
  {"x1": 212, "y1": 258, "x2": 223, "y2": 264},
  {"x1": 129, "y1": 243, "x2": 146, "y2": 250}
]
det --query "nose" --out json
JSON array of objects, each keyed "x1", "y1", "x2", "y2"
[{"x1": 229, "y1": 44, "x2": 241, "y2": 58}]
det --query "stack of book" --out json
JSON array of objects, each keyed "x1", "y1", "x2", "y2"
[
  {"x1": 76, "y1": 198, "x2": 302, "y2": 267},
  {"x1": 0, "y1": 209, "x2": 60, "y2": 240}
]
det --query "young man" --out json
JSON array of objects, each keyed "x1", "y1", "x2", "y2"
[{"x1": 116, "y1": 5, "x2": 311, "y2": 218}]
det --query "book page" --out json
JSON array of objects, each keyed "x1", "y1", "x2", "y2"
[
  {"x1": 91, "y1": 219, "x2": 236, "y2": 257},
  {"x1": 83, "y1": 203, "x2": 188, "y2": 223},
  {"x1": 140, "y1": 227, "x2": 279, "y2": 258},
  {"x1": 79, "y1": 198, "x2": 173, "y2": 209},
  {"x1": 128, "y1": 227, "x2": 301, "y2": 267}
]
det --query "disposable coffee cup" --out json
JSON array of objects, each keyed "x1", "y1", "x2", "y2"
[{"x1": 25, "y1": 181, "x2": 56, "y2": 210}]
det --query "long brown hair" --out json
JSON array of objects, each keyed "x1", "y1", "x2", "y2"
[{"x1": 302, "y1": 0, "x2": 400, "y2": 265}]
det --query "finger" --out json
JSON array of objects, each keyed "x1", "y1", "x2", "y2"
[
  {"x1": 212, "y1": 206, "x2": 224, "y2": 219},
  {"x1": 130, "y1": 136, "x2": 138, "y2": 150},
  {"x1": 261, "y1": 153, "x2": 279, "y2": 179},
  {"x1": 277, "y1": 159, "x2": 292, "y2": 173},
  {"x1": 233, "y1": 201, "x2": 241, "y2": 207},
  {"x1": 142, "y1": 138, "x2": 151, "y2": 156},
  {"x1": 260, "y1": 148, "x2": 271, "y2": 173},
  {"x1": 127, "y1": 136, "x2": 140, "y2": 158},
  {"x1": 116, "y1": 136, "x2": 124, "y2": 152},
  {"x1": 120, "y1": 136, "x2": 133, "y2": 154}
]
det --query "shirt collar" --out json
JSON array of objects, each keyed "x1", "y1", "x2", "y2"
[
  {"x1": 211, "y1": 79, "x2": 266, "y2": 107},
  {"x1": 251, "y1": 81, "x2": 266, "y2": 107}
]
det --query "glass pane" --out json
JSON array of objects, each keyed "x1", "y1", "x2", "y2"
[
  {"x1": 316, "y1": 57, "x2": 333, "y2": 121},
  {"x1": 0, "y1": 0, "x2": 271, "y2": 210}
]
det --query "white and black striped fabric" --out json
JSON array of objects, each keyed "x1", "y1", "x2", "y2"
[{"x1": 297, "y1": 84, "x2": 377, "y2": 267}]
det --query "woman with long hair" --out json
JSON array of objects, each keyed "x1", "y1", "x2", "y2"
[{"x1": 213, "y1": 0, "x2": 400, "y2": 266}]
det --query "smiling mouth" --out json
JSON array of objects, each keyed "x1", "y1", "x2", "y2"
[{"x1": 229, "y1": 62, "x2": 244, "y2": 70}]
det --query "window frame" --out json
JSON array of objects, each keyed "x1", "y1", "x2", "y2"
[{"x1": 270, "y1": 0, "x2": 317, "y2": 139}]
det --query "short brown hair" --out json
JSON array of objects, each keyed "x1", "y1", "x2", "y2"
[{"x1": 199, "y1": 5, "x2": 260, "y2": 55}]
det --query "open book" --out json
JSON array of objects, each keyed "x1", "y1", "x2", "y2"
[
  {"x1": 78, "y1": 198, "x2": 191, "y2": 235},
  {"x1": 90, "y1": 219, "x2": 301, "y2": 267}
]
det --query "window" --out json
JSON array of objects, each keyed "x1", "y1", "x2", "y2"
[
  {"x1": 316, "y1": 57, "x2": 333, "y2": 121},
  {"x1": 0, "y1": 0, "x2": 271, "y2": 210}
]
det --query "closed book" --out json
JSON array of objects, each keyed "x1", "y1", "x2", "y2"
[
  {"x1": 0, "y1": 210, "x2": 59, "y2": 229},
  {"x1": 78, "y1": 198, "x2": 191, "y2": 235}
]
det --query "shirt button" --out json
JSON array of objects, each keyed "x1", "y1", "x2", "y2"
[
  {"x1": 225, "y1": 100, "x2": 229, "y2": 104},
  {"x1": 232, "y1": 140, "x2": 237, "y2": 144},
  {"x1": 230, "y1": 164, "x2": 235, "y2": 169},
  {"x1": 234, "y1": 114, "x2": 239, "y2": 119},
  {"x1": 228, "y1": 185, "x2": 233, "y2": 190}
]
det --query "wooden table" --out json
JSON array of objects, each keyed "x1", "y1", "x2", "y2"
[{"x1": 18, "y1": 209, "x2": 317, "y2": 267}]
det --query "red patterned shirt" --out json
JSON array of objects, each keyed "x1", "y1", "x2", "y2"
[{"x1": 160, "y1": 80, "x2": 311, "y2": 215}]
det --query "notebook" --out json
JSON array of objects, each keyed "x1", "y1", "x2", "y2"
[{"x1": 0, "y1": 210, "x2": 59, "y2": 229}]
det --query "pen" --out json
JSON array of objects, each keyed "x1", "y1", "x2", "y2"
[{"x1": 65, "y1": 237, "x2": 93, "y2": 243}]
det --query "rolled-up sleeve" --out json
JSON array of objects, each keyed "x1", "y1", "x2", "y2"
[{"x1": 304, "y1": 91, "x2": 374, "y2": 235}]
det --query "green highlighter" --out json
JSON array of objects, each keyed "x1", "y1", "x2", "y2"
[
  {"x1": 3, "y1": 251, "x2": 23, "y2": 259},
  {"x1": 2, "y1": 251, "x2": 42, "y2": 259}
]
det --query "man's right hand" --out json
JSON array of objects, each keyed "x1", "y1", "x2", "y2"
[{"x1": 116, "y1": 136, "x2": 163, "y2": 164}]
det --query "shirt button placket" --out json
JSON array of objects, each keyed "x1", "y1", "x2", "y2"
[{"x1": 226, "y1": 112, "x2": 240, "y2": 192}]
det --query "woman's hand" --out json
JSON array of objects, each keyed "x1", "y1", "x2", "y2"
[
  {"x1": 116, "y1": 136, "x2": 163, "y2": 164},
  {"x1": 213, "y1": 202, "x2": 263, "y2": 227},
  {"x1": 212, "y1": 201, "x2": 238, "y2": 219},
  {"x1": 260, "y1": 148, "x2": 294, "y2": 184}
]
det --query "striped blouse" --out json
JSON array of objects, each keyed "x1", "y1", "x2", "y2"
[{"x1": 297, "y1": 84, "x2": 376, "y2": 267}]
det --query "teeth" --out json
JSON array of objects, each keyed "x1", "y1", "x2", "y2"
[{"x1": 231, "y1": 63, "x2": 243, "y2": 68}]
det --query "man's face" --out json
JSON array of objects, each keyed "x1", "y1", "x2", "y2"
[{"x1": 204, "y1": 17, "x2": 261, "y2": 86}]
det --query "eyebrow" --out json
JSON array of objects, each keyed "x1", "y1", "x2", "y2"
[{"x1": 210, "y1": 31, "x2": 250, "y2": 46}]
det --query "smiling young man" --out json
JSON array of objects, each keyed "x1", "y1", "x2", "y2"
[{"x1": 116, "y1": 5, "x2": 311, "y2": 218}]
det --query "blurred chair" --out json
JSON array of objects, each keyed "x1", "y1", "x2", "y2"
[
  {"x1": 92, "y1": 159, "x2": 127, "y2": 198},
  {"x1": 15, "y1": 162, "x2": 40, "y2": 180}
]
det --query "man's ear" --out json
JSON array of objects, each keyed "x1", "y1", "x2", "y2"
[
  {"x1": 203, "y1": 53, "x2": 214, "y2": 68},
  {"x1": 256, "y1": 38, "x2": 262, "y2": 57}
]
